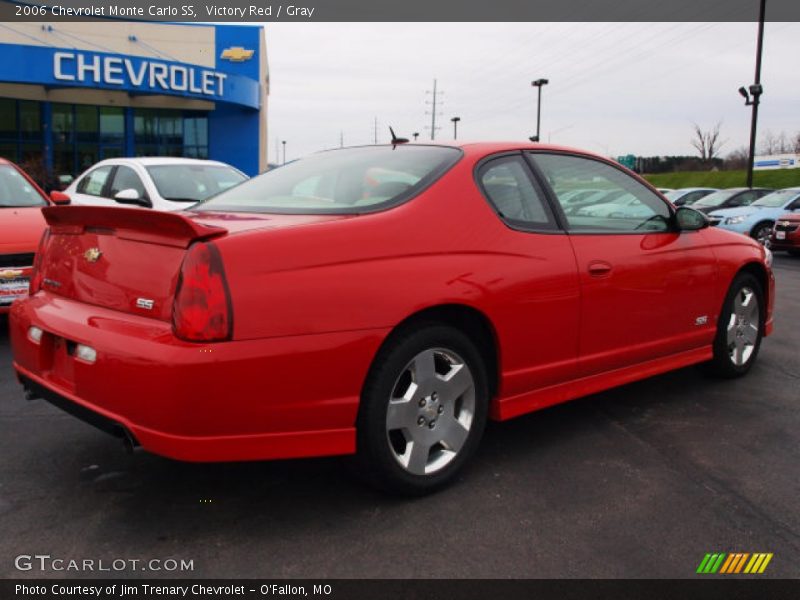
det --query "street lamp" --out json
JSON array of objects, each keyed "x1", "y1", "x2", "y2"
[
  {"x1": 281, "y1": 140, "x2": 286, "y2": 165},
  {"x1": 529, "y1": 78, "x2": 549, "y2": 142},
  {"x1": 451, "y1": 117, "x2": 461, "y2": 140},
  {"x1": 739, "y1": 0, "x2": 766, "y2": 188}
]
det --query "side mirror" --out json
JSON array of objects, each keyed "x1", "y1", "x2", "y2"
[
  {"x1": 676, "y1": 206, "x2": 709, "y2": 231},
  {"x1": 114, "y1": 189, "x2": 150, "y2": 208},
  {"x1": 49, "y1": 191, "x2": 71, "y2": 205}
]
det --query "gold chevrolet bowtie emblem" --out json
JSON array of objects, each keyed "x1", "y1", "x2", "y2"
[
  {"x1": 0, "y1": 269, "x2": 23, "y2": 280},
  {"x1": 84, "y1": 248, "x2": 102, "y2": 263},
  {"x1": 220, "y1": 46, "x2": 254, "y2": 62}
]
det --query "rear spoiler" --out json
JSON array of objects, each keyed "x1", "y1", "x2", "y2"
[{"x1": 42, "y1": 206, "x2": 227, "y2": 248}]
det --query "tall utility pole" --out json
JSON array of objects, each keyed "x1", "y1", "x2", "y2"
[
  {"x1": 373, "y1": 117, "x2": 378, "y2": 144},
  {"x1": 425, "y1": 79, "x2": 443, "y2": 140},
  {"x1": 741, "y1": 0, "x2": 766, "y2": 188},
  {"x1": 340, "y1": 131, "x2": 344, "y2": 148}
]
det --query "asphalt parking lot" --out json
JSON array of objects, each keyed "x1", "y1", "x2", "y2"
[{"x1": 1, "y1": 255, "x2": 798, "y2": 580}]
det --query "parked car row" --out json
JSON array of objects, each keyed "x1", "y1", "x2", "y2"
[{"x1": 706, "y1": 188, "x2": 800, "y2": 246}]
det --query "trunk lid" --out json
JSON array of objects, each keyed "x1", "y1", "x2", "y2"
[{"x1": 37, "y1": 207, "x2": 347, "y2": 321}]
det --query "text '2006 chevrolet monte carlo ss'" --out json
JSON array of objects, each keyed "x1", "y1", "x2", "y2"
[{"x1": 9, "y1": 143, "x2": 775, "y2": 494}]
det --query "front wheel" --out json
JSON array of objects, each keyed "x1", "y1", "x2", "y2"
[
  {"x1": 706, "y1": 273, "x2": 764, "y2": 378},
  {"x1": 750, "y1": 221, "x2": 773, "y2": 246},
  {"x1": 355, "y1": 325, "x2": 489, "y2": 495}
]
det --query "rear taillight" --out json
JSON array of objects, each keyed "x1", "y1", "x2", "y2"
[
  {"x1": 173, "y1": 242, "x2": 233, "y2": 342},
  {"x1": 29, "y1": 229, "x2": 50, "y2": 296}
]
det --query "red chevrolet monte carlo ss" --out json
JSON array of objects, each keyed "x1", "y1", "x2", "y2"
[{"x1": 10, "y1": 143, "x2": 775, "y2": 494}]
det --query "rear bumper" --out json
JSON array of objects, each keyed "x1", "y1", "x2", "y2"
[{"x1": 10, "y1": 293, "x2": 389, "y2": 462}]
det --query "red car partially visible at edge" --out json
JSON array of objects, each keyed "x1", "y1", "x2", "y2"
[
  {"x1": 0, "y1": 158, "x2": 69, "y2": 314},
  {"x1": 770, "y1": 213, "x2": 800, "y2": 255},
  {"x1": 9, "y1": 143, "x2": 775, "y2": 494}
]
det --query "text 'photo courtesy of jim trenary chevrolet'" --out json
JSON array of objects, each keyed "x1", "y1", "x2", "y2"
[{"x1": 1, "y1": 0, "x2": 800, "y2": 598}]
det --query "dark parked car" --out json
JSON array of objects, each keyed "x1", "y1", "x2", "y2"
[{"x1": 691, "y1": 187, "x2": 773, "y2": 214}]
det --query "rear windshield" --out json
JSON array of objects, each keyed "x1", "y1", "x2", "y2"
[
  {"x1": 146, "y1": 164, "x2": 247, "y2": 203},
  {"x1": 194, "y1": 145, "x2": 462, "y2": 214},
  {"x1": 0, "y1": 164, "x2": 46, "y2": 207}
]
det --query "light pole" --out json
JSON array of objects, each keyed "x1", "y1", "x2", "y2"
[
  {"x1": 281, "y1": 140, "x2": 286, "y2": 165},
  {"x1": 739, "y1": 0, "x2": 766, "y2": 188},
  {"x1": 451, "y1": 117, "x2": 461, "y2": 140},
  {"x1": 529, "y1": 78, "x2": 549, "y2": 142}
]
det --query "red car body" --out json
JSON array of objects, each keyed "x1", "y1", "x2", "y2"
[
  {"x1": 9, "y1": 143, "x2": 775, "y2": 466},
  {"x1": 770, "y1": 213, "x2": 800, "y2": 253},
  {"x1": 0, "y1": 159, "x2": 54, "y2": 314}
]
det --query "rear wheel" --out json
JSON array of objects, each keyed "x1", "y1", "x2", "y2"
[
  {"x1": 707, "y1": 273, "x2": 764, "y2": 378},
  {"x1": 356, "y1": 325, "x2": 488, "y2": 495},
  {"x1": 750, "y1": 221, "x2": 773, "y2": 246}
]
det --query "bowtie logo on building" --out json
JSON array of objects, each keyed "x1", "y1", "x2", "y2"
[
  {"x1": 220, "y1": 47, "x2": 254, "y2": 62},
  {"x1": 697, "y1": 552, "x2": 773, "y2": 574}
]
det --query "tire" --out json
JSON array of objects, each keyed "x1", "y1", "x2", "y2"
[
  {"x1": 355, "y1": 324, "x2": 489, "y2": 495},
  {"x1": 750, "y1": 221, "x2": 773, "y2": 246},
  {"x1": 788, "y1": 249, "x2": 800, "y2": 257},
  {"x1": 706, "y1": 273, "x2": 764, "y2": 378}
]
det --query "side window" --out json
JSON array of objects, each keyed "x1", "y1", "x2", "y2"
[
  {"x1": 478, "y1": 156, "x2": 557, "y2": 231},
  {"x1": 530, "y1": 153, "x2": 671, "y2": 233},
  {"x1": 109, "y1": 166, "x2": 147, "y2": 199},
  {"x1": 730, "y1": 191, "x2": 754, "y2": 207},
  {"x1": 687, "y1": 191, "x2": 707, "y2": 204},
  {"x1": 76, "y1": 166, "x2": 112, "y2": 197}
]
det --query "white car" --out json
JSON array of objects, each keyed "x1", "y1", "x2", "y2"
[{"x1": 64, "y1": 157, "x2": 248, "y2": 212}]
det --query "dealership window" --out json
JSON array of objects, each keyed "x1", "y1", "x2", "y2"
[
  {"x1": 53, "y1": 104, "x2": 125, "y2": 178},
  {"x1": 134, "y1": 109, "x2": 207, "y2": 159},
  {"x1": 0, "y1": 99, "x2": 44, "y2": 175}
]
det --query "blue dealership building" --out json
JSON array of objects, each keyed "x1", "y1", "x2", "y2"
[{"x1": 0, "y1": 21, "x2": 269, "y2": 183}]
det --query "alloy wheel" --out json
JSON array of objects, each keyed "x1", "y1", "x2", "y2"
[
  {"x1": 385, "y1": 348, "x2": 476, "y2": 476},
  {"x1": 726, "y1": 286, "x2": 760, "y2": 366}
]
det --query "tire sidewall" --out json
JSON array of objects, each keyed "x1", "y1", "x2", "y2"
[
  {"x1": 751, "y1": 221, "x2": 773, "y2": 244},
  {"x1": 356, "y1": 324, "x2": 489, "y2": 495}
]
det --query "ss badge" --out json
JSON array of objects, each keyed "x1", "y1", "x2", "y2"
[{"x1": 136, "y1": 298, "x2": 155, "y2": 310}]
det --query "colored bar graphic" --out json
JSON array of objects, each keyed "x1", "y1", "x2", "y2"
[
  {"x1": 697, "y1": 554, "x2": 712, "y2": 573},
  {"x1": 719, "y1": 554, "x2": 736, "y2": 573},
  {"x1": 699, "y1": 552, "x2": 773, "y2": 574}
]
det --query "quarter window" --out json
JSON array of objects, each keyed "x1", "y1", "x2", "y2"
[
  {"x1": 478, "y1": 156, "x2": 556, "y2": 230},
  {"x1": 531, "y1": 153, "x2": 671, "y2": 233}
]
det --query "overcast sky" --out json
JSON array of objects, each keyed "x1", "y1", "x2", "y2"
[{"x1": 261, "y1": 22, "x2": 799, "y2": 163}]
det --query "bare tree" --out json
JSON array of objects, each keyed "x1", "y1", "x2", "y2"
[
  {"x1": 760, "y1": 130, "x2": 779, "y2": 155},
  {"x1": 691, "y1": 122, "x2": 726, "y2": 165},
  {"x1": 795, "y1": 132, "x2": 800, "y2": 154},
  {"x1": 725, "y1": 146, "x2": 749, "y2": 170}
]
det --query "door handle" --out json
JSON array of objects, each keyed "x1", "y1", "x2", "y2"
[{"x1": 587, "y1": 261, "x2": 613, "y2": 277}]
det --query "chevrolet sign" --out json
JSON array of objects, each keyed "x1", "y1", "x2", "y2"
[
  {"x1": 220, "y1": 47, "x2": 255, "y2": 62},
  {"x1": 53, "y1": 51, "x2": 227, "y2": 97}
]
